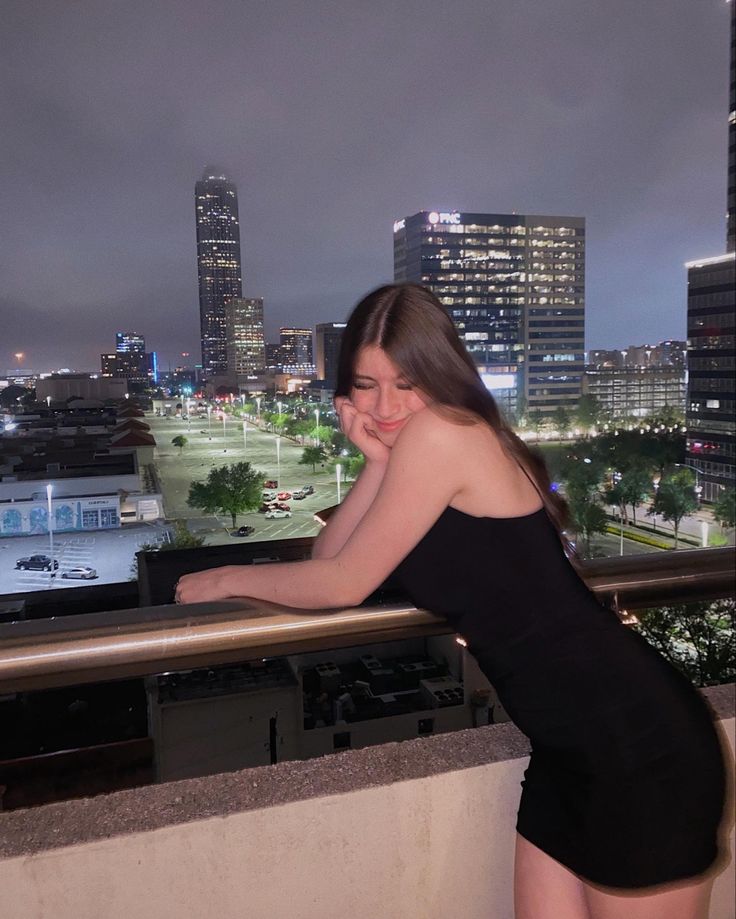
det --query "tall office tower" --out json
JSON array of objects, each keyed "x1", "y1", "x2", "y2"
[
  {"x1": 279, "y1": 327, "x2": 314, "y2": 374},
  {"x1": 315, "y1": 322, "x2": 346, "y2": 386},
  {"x1": 226, "y1": 297, "x2": 266, "y2": 375},
  {"x1": 685, "y1": 254, "x2": 735, "y2": 502},
  {"x1": 393, "y1": 211, "x2": 585, "y2": 416},
  {"x1": 728, "y1": 0, "x2": 735, "y2": 254},
  {"x1": 685, "y1": 7, "x2": 736, "y2": 501},
  {"x1": 195, "y1": 167, "x2": 243, "y2": 377},
  {"x1": 116, "y1": 332, "x2": 145, "y2": 353}
]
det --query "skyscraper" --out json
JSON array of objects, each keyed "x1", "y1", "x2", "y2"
[
  {"x1": 279, "y1": 328, "x2": 314, "y2": 374},
  {"x1": 685, "y1": 5, "x2": 735, "y2": 501},
  {"x1": 195, "y1": 167, "x2": 243, "y2": 377},
  {"x1": 393, "y1": 211, "x2": 585, "y2": 415},
  {"x1": 316, "y1": 322, "x2": 346, "y2": 387},
  {"x1": 226, "y1": 298, "x2": 266, "y2": 376}
]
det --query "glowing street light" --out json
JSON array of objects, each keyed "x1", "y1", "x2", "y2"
[
  {"x1": 256, "y1": 396, "x2": 262, "y2": 424},
  {"x1": 276, "y1": 435, "x2": 281, "y2": 485},
  {"x1": 46, "y1": 483, "x2": 54, "y2": 588},
  {"x1": 206, "y1": 405, "x2": 212, "y2": 440},
  {"x1": 222, "y1": 412, "x2": 227, "y2": 447},
  {"x1": 314, "y1": 408, "x2": 320, "y2": 446},
  {"x1": 242, "y1": 419, "x2": 248, "y2": 453}
]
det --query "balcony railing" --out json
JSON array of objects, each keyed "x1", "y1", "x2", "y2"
[{"x1": 0, "y1": 546, "x2": 733, "y2": 693}]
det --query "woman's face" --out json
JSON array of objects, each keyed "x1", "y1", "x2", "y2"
[{"x1": 350, "y1": 345, "x2": 430, "y2": 446}]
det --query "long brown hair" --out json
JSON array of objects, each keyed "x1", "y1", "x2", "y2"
[{"x1": 336, "y1": 283, "x2": 570, "y2": 539}]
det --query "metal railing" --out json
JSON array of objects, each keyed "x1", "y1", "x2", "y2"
[{"x1": 0, "y1": 547, "x2": 733, "y2": 693}]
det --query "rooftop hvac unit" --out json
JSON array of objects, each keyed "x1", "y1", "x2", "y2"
[{"x1": 420, "y1": 677, "x2": 464, "y2": 709}]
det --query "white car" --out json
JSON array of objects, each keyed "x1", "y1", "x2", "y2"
[
  {"x1": 265, "y1": 509, "x2": 292, "y2": 519},
  {"x1": 61, "y1": 565, "x2": 98, "y2": 580}
]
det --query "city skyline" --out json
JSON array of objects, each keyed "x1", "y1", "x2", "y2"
[{"x1": 0, "y1": 0, "x2": 731, "y2": 372}]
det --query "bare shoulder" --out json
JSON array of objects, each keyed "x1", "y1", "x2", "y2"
[{"x1": 396, "y1": 406, "x2": 484, "y2": 452}]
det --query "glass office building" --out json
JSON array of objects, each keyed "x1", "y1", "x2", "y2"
[
  {"x1": 195, "y1": 168, "x2": 243, "y2": 377},
  {"x1": 226, "y1": 297, "x2": 266, "y2": 376},
  {"x1": 393, "y1": 211, "x2": 585, "y2": 416}
]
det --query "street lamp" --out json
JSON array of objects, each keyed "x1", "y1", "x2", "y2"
[
  {"x1": 222, "y1": 413, "x2": 227, "y2": 448},
  {"x1": 256, "y1": 396, "x2": 262, "y2": 425},
  {"x1": 46, "y1": 395, "x2": 51, "y2": 409},
  {"x1": 206, "y1": 405, "x2": 212, "y2": 440},
  {"x1": 242, "y1": 419, "x2": 248, "y2": 453},
  {"x1": 46, "y1": 483, "x2": 54, "y2": 587},
  {"x1": 314, "y1": 408, "x2": 320, "y2": 446},
  {"x1": 276, "y1": 435, "x2": 281, "y2": 485}
]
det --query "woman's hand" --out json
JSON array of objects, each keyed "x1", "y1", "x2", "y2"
[
  {"x1": 335, "y1": 396, "x2": 390, "y2": 465},
  {"x1": 175, "y1": 566, "x2": 239, "y2": 604}
]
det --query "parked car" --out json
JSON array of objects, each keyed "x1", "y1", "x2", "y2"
[
  {"x1": 262, "y1": 491, "x2": 277, "y2": 501},
  {"x1": 265, "y1": 509, "x2": 291, "y2": 519},
  {"x1": 301, "y1": 485, "x2": 315, "y2": 495},
  {"x1": 61, "y1": 565, "x2": 98, "y2": 580},
  {"x1": 274, "y1": 502, "x2": 290, "y2": 512},
  {"x1": 232, "y1": 526, "x2": 255, "y2": 537},
  {"x1": 263, "y1": 479, "x2": 278, "y2": 489},
  {"x1": 291, "y1": 490, "x2": 306, "y2": 500},
  {"x1": 277, "y1": 491, "x2": 291, "y2": 501},
  {"x1": 15, "y1": 554, "x2": 59, "y2": 572}
]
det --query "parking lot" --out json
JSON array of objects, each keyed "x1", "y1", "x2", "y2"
[
  {"x1": 149, "y1": 412, "x2": 346, "y2": 546},
  {"x1": 0, "y1": 524, "x2": 169, "y2": 595}
]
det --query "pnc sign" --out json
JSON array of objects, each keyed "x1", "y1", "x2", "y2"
[{"x1": 428, "y1": 211, "x2": 461, "y2": 225}]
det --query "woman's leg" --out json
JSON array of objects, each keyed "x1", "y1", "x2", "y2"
[
  {"x1": 514, "y1": 834, "x2": 590, "y2": 919},
  {"x1": 582, "y1": 875, "x2": 714, "y2": 919}
]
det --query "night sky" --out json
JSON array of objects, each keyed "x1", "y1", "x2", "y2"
[{"x1": 0, "y1": 0, "x2": 730, "y2": 373}]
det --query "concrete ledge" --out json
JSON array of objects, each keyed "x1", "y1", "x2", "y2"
[{"x1": 1, "y1": 684, "x2": 733, "y2": 860}]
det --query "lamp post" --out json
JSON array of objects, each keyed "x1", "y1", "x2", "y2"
[
  {"x1": 206, "y1": 405, "x2": 212, "y2": 440},
  {"x1": 242, "y1": 420, "x2": 247, "y2": 454},
  {"x1": 46, "y1": 483, "x2": 54, "y2": 587},
  {"x1": 314, "y1": 408, "x2": 320, "y2": 446},
  {"x1": 276, "y1": 435, "x2": 281, "y2": 486},
  {"x1": 46, "y1": 395, "x2": 51, "y2": 409},
  {"x1": 256, "y1": 396, "x2": 262, "y2": 425},
  {"x1": 222, "y1": 413, "x2": 227, "y2": 449}
]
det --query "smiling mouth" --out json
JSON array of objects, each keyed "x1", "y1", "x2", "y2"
[{"x1": 374, "y1": 418, "x2": 405, "y2": 432}]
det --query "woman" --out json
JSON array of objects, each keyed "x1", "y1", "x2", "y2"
[{"x1": 176, "y1": 284, "x2": 726, "y2": 919}]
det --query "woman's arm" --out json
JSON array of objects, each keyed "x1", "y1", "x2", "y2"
[
  {"x1": 176, "y1": 411, "x2": 464, "y2": 608},
  {"x1": 311, "y1": 396, "x2": 390, "y2": 559},
  {"x1": 311, "y1": 459, "x2": 387, "y2": 559}
]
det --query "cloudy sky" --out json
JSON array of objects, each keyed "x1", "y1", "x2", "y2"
[{"x1": 0, "y1": 0, "x2": 730, "y2": 373}]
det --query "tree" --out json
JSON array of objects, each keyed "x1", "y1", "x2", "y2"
[
  {"x1": 650, "y1": 467, "x2": 698, "y2": 548},
  {"x1": 617, "y1": 464, "x2": 653, "y2": 524},
  {"x1": 300, "y1": 445, "x2": 327, "y2": 472},
  {"x1": 131, "y1": 520, "x2": 206, "y2": 577},
  {"x1": 562, "y1": 457, "x2": 607, "y2": 557},
  {"x1": 187, "y1": 461, "x2": 264, "y2": 528},
  {"x1": 713, "y1": 487, "x2": 736, "y2": 534},
  {"x1": 575, "y1": 394, "x2": 602, "y2": 434},
  {"x1": 635, "y1": 599, "x2": 735, "y2": 687},
  {"x1": 552, "y1": 406, "x2": 572, "y2": 438},
  {"x1": 171, "y1": 434, "x2": 188, "y2": 454}
]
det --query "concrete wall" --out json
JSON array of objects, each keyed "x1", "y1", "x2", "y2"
[{"x1": 0, "y1": 688, "x2": 733, "y2": 919}]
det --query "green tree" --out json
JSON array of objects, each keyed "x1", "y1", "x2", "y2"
[
  {"x1": 171, "y1": 434, "x2": 188, "y2": 454},
  {"x1": 187, "y1": 461, "x2": 264, "y2": 528},
  {"x1": 300, "y1": 445, "x2": 327, "y2": 472},
  {"x1": 562, "y1": 457, "x2": 607, "y2": 557},
  {"x1": 713, "y1": 487, "x2": 736, "y2": 534},
  {"x1": 527, "y1": 409, "x2": 545, "y2": 437},
  {"x1": 131, "y1": 520, "x2": 206, "y2": 577},
  {"x1": 552, "y1": 406, "x2": 572, "y2": 437},
  {"x1": 650, "y1": 467, "x2": 698, "y2": 548},
  {"x1": 575, "y1": 394, "x2": 602, "y2": 434},
  {"x1": 617, "y1": 464, "x2": 653, "y2": 524},
  {"x1": 635, "y1": 599, "x2": 735, "y2": 687}
]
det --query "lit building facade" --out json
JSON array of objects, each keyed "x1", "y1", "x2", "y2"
[
  {"x1": 195, "y1": 168, "x2": 243, "y2": 378},
  {"x1": 393, "y1": 211, "x2": 585, "y2": 415},
  {"x1": 315, "y1": 322, "x2": 346, "y2": 386},
  {"x1": 583, "y1": 366, "x2": 686, "y2": 420},
  {"x1": 685, "y1": 253, "x2": 735, "y2": 502},
  {"x1": 226, "y1": 298, "x2": 266, "y2": 375},
  {"x1": 116, "y1": 332, "x2": 145, "y2": 353},
  {"x1": 279, "y1": 327, "x2": 315, "y2": 375}
]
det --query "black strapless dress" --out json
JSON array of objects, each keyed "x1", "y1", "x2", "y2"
[{"x1": 391, "y1": 506, "x2": 726, "y2": 888}]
